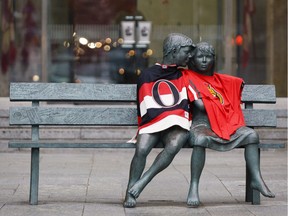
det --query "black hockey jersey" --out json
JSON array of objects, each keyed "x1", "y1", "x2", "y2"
[{"x1": 137, "y1": 63, "x2": 191, "y2": 134}]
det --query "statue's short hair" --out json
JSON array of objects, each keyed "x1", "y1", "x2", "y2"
[
  {"x1": 194, "y1": 42, "x2": 215, "y2": 57},
  {"x1": 163, "y1": 33, "x2": 194, "y2": 57},
  {"x1": 189, "y1": 42, "x2": 216, "y2": 72}
]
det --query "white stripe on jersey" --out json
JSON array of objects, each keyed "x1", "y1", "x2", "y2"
[
  {"x1": 138, "y1": 114, "x2": 191, "y2": 134},
  {"x1": 188, "y1": 85, "x2": 199, "y2": 100},
  {"x1": 139, "y1": 87, "x2": 188, "y2": 117}
]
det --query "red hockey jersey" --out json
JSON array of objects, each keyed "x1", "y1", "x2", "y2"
[
  {"x1": 183, "y1": 69, "x2": 245, "y2": 140},
  {"x1": 137, "y1": 64, "x2": 191, "y2": 134}
]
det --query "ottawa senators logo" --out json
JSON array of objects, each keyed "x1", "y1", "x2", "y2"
[
  {"x1": 152, "y1": 80, "x2": 180, "y2": 107},
  {"x1": 207, "y1": 84, "x2": 224, "y2": 104}
]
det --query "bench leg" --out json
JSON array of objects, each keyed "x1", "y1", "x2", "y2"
[
  {"x1": 245, "y1": 165, "x2": 252, "y2": 202},
  {"x1": 245, "y1": 148, "x2": 260, "y2": 205},
  {"x1": 252, "y1": 188, "x2": 260, "y2": 205},
  {"x1": 29, "y1": 148, "x2": 39, "y2": 205}
]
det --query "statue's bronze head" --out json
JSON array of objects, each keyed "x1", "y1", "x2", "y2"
[
  {"x1": 163, "y1": 33, "x2": 195, "y2": 57},
  {"x1": 162, "y1": 33, "x2": 195, "y2": 66},
  {"x1": 188, "y1": 42, "x2": 215, "y2": 74}
]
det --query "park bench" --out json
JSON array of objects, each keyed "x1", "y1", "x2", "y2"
[{"x1": 9, "y1": 82, "x2": 284, "y2": 205}]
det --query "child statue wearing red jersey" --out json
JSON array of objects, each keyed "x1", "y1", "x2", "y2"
[{"x1": 183, "y1": 42, "x2": 275, "y2": 207}]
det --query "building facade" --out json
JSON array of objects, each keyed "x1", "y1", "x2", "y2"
[{"x1": 0, "y1": 0, "x2": 287, "y2": 97}]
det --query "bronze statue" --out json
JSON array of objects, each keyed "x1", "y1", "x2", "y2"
[
  {"x1": 183, "y1": 42, "x2": 275, "y2": 207},
  {"x1": 123, "y1": 33, "x2": 195, "y2": 208}
]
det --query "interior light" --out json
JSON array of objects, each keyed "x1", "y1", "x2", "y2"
[
  {"x1": 136, "y1": 69, "x2": 141, "y2": 76},
  {"x1": 235, "y1": 35, "x2": 243, "y2": 46},
  {"x1": 79, "y1": 37, "x2": 88, "y2": 45},
  {"x1": 63, "y1": 41, "x2": 70, "y2": 48},
  {"x1": 128, "y1": 50, "x2": 135, "y2": 56},
  {"x1": 142, "y1": 52, "x2": 148, "y2": 58},
  {"x1": 146, "y1": 49, "x2": 153, "y2": 56},
  {"x1": 88, "y1": 42, "x2": 96, "y2": 49},
  {"x1": 104, "y1": 45, "x2": 111, "y2": 51},
  {"x1": 105, "y1": 38, "x2": 112, "y2": 44},
  {"x1": 118, "y1": 38, "x2": 124, "y2": 44},
  {"x1": 118, "y1": 68, "x2": 125, "y2": 75},
  {"x1": 32, "y1": 75, "x2": 40, "y2": 82},
  {"x1": 95, "y1": 42, "x2": 102, "y2": 48}
]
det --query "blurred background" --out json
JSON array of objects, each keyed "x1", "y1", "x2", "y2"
[{"x1": 0, "y1": 0, "x2": 287, "y2": 97}]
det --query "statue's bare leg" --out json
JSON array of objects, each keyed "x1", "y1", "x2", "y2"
[
  {"x1": 128, "y1": 126, "x2": 188, "y2": 198},
  {"x1": 128, "y1": 145, "x2": 181, "y2": 198},
  {"x1": 187, "y1": 146, "x2": 205, "y2": 207},
  {"x1": 123, "y1": 133, "x2": 159, "y2": 208},
  {"x1": 245, "y1": 144, "x2": 275, "y2": 198}
]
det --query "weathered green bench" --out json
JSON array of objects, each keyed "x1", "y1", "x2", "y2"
[{"x1": 9, "y1": 82, "x2": 284, "y2": 205}]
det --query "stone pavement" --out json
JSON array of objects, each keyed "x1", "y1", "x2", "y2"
[{"x1": 0, "y1": 149, "x2": 287, "y2": 216}]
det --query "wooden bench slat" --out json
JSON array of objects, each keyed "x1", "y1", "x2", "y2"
[
  {"x1": 9, "y1": 107, "x2": 138, "y2": 125},
  {"x1": 10, "y1": 83, "x2": 276, "y2": 104},
  {"x1": 10, "y1": 83, "x2": 137, "y2": 102},
  {"x1": 241, "y1": 85, "x2": 276, "y2": 103},
  {"x1": 8, "y1": 141, "x2": 165, "y2": 148},
  {"x1": 10, "y1": 107, "x2": 276, "y2": 127},
  {"x1": 243, "y1": 110, "x2": 277, "y2": 127},
  {"x1": 9, "y1": 141, "x2": 136, "y2": 148},
  {"x1": 258, "y1": 143, "x2": 286, "y2": 148}
]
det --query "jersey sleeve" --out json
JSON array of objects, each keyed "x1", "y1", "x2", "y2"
[{"x1": 182, "y1": 70, "x2": 201, "y2": 102}]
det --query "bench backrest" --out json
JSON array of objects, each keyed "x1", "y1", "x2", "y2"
[{"x1": 9, "y1": 82, "x2": 277, "y2": 127}]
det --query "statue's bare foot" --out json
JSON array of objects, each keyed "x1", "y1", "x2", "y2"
[
  {"x1": 251, "y1": 178, "x2": 275, "y2": 198},
  {"x1": 128, "y1": 180, "x2": 145, "y2": 198},
  {"x1": 187, "y1": 198, "x2": 200, "y2": 208},
  {"x1": 123, "y1": 193, "x2": 136, "y2": 208},
  {"x1": 187, "y1": 184, "x2": 200, "y2": 208}
]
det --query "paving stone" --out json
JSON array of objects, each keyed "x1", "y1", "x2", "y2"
[{"x1": 0, "y1": 150, "x2": 286, "y2": 216}]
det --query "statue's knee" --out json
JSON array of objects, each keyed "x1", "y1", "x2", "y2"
[
  {"x1": 136, "y1": 145, "x2": 150, "y2": 158},
  {"x1": 195, "y1": 134, "x2": 209, "y2": 147},
  {"x1": 188, "y1": 134, "x2": 195, "y2": 147},
  {"x1": 165, "y1": 143, "x2": 182, "y2": 157},
  {"x1": 188, "y1": 132, "x2": 204, "y2": 147},
  {"x1": 247, "y1": 129, "x2": 259, "y2": 144}
]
